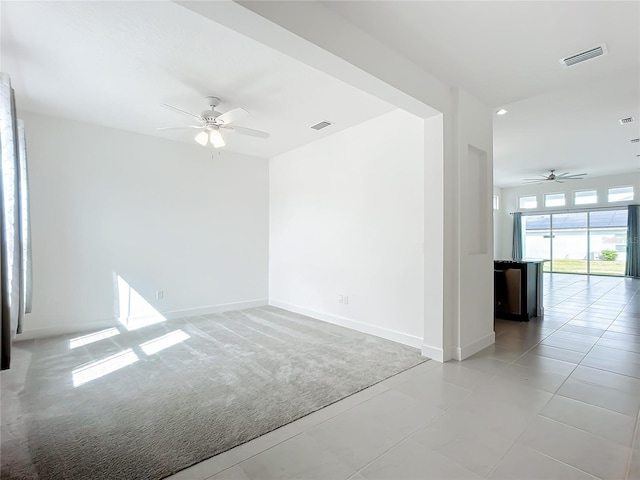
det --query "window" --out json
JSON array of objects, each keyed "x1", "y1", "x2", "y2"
[
  {"x1": 522, "y1": 209, "x2": 627, "y2": 276},
  {"x1": 545, "y1": 193, "x2": 565, "y2": 207},
  {"x1": 519, "y1": 195, "x2": 537, "y2": 209},
  {"x1": 493, "y1": 195, "x2": 499, "y2": 210},
  {"x1": 608, "y1": 186, "x2": 634, "y2": 202},
  {"x1": 574, "y1": 190, "x2": 598, "y2": 205},
  {"x1": 589, "y1": 210, "x2": 628, "y2": 275},
  {"x1": 551, "y1": 212, "x2": 588, "y2": 274},
  {"x1": 522, "y1": 214, "x2": 551, "y2": 271}
]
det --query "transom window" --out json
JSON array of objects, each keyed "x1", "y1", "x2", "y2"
[
  {"x1": 574, "y1": 190, "x2": 597, "y2": 205},
  {"x1": 519, "y1": 195, "x2": 537, "y2": 209},
  {"x1": 608, "y1": 186, "x2": 634, "y2": 202},
  {"x1": 545, "y1": 193, "x2": 565, "y2": 207}
]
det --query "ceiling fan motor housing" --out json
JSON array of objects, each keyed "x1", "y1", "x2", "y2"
[
  {"x1": 201, "y1": 96, "x2": 222, "y2": 123},
  {"x1": 201, "y1": 111, "x2": 221, "y2": 123}
]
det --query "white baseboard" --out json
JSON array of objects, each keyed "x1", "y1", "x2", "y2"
[
  {"x1": 162, "y1": 298, "x2": 268, "y2": 320},
  {"x1": 420, "y1": 343, "x2": 455, "y2": 363},
  {"x1": 16, "y1": 298, "x2": 269, "y2": 341},
  {"x1": 16, "y1": 318, "x2": 120, "y2": 341},
  {"x1": 421, "y1": 344, "x2": 443, "y2": 362},
  {"x1": 423, "y1": 332, "x2": 495, "y2": 363},
  {"x1": 456, "y1": 331, "x2": 495, "y2": 360},
  {"x1": 269, "y1": 300, "x2": 424, "y2": 349}
]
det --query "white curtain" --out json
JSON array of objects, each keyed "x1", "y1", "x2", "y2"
[{"x1": 1, "y1": 72, "x2": 31, "y2": 370}]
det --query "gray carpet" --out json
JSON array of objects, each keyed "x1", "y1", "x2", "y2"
[{"x1": 1, "y1": 306, "x2": 427, "y2": 479}]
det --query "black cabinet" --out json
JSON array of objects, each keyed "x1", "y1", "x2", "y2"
[{"x1": 494, "y1": 260, "x2": 543, "y2": 321}]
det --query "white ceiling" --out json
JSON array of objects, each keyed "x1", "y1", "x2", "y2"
[
  {"x1": 0, "y1": 1, "x2": 394, "y2": 159},
  {"x1": 323, "y1": 1, "x2": 639, "y2": 108},
  {"x1": 2, "y1": 1, "x2": 639, "y2": 187},
  {"x1": 321, "y1": 0, "x2": 640, "y2": 187}
]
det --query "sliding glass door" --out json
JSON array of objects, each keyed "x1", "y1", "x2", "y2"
[
  {"x1": 522, "y1": 209, "x2": 627, "y2": 276},
  {"x1": 589, "y1": 210, "x2": 627, "y2": 275},
  {"x1": 551, "y1": 213, "x2": 588, "y2": 274},
  {"x1": 523, "y1": 214, "x2": 551, "y2": 272}
]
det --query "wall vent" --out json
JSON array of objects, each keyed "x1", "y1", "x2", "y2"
[
  {"x1": 619, "y1": 116, "x2": 635, "y2": 125},
  {"x1": 631, "y1": 138, "x2": 640, "y2": 143},
  {"x1": 560, "y1": 44, "x2": 607, "y2": 67},
  {"x1": 311, "y1": 121, "x2": 333, "y2": 130}
]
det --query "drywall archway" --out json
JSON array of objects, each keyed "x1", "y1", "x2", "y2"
[{"x1": 177, "y1": 0, "x2": 494, "y2": 361}]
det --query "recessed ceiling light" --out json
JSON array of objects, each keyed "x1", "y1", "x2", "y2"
[
  {"x1": 496, "y1": 109, "x2": 508, "y2": 115},
  {"x1": 619, "y1": 116, "x2": 635, "y2": 125}
]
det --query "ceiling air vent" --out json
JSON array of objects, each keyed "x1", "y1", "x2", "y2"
[
  {"x1": 560, "y1": 44, "x2": 607, "y2": 67},
  {"x1": 619, "y1": 116, "x2": 635, "y2": 125},
  {"x1": 311, "y1": 121, "x2": 333, "y2": 131}
]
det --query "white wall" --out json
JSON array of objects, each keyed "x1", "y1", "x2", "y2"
[
  {"x1": 269, "y1": 109, "x2": 425, "y2": 346},
  {"x1": 19, "y1": 111, "x2": 269, "y2": 338},
  {"x1": 448, "y1": 88, "x2": 495, "y2": 360},
  {"x1": 422, "y1": 114, "x2": 445, "y2": 359},
  {"x1": 497, "y1": 173, "x2": 640, "y2": 259}
]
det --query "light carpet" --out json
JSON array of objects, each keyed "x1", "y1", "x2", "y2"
[{"x1": 1, "y1": 306, "x2": 427, "y2": 479}]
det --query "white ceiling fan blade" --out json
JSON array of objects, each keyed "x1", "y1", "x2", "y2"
[
  {"x1": 217, "y1": 107, "x2": 249, "y2": 125},
  {"x1": 156, "y1": 125, "x2": 204, "y2": 131},
  {"x1": 224, "y1": 125, "x2": 270, "y2": 138},
  {"x1": 163, "y1": 103, "x2": 202, "y2": 120}
]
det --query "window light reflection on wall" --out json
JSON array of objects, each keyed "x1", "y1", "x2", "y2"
[{"x1": 116, "y1": 275, "x2": 166, "y2": 331}]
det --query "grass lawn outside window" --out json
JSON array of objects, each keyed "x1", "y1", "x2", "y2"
[{"x1": 543, "y1": 259, "x2": 626, "y2": 276}]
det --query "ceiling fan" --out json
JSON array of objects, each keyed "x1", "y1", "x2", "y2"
[
  {"x1": 523, "y1": 169, "x2": 587, "y2": 184},
  {"x1": 158, "y1": 96, "x2": 270, "y2": 148}
]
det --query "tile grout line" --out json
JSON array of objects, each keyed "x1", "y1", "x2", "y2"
[
  {"x1": 625, "y1": 411, "x2": 640, "y2": 480},
  {"x1": 487, "y1": 275, "x2": 639, "y2": 479}
]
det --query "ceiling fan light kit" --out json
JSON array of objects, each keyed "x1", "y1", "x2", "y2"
[
  {"x1": 159, "y1": 96, "x2": 270, "y2": 148},
  {"x1": 194, "y1": 127, "x2": 225, "y2": 148}
]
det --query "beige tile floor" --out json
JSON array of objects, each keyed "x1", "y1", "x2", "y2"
[{"x1": 169, "y1": 273, "x2": 640, "y2": 480}]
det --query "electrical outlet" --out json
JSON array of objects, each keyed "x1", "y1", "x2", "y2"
[
  {"x1": 156, "y1": 290, "x2": 164, "y2": 300},
  {"x1": 338, "y1": 295, "x2": 344, "y2": 303},
  {"x1": 343, "y1": 296, "x2": 349, "y2": 304}
]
